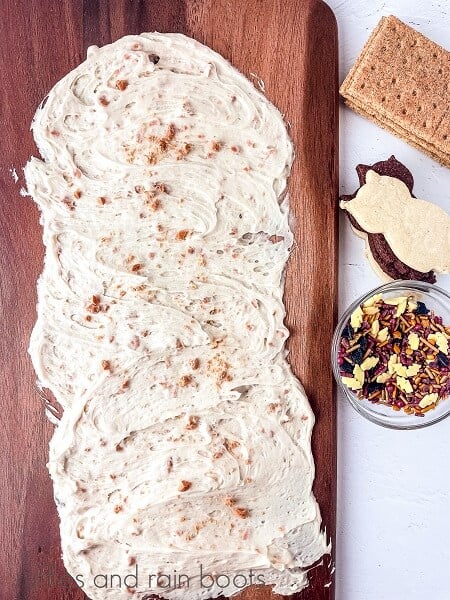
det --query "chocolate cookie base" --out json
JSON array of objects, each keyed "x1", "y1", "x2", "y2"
[{"x1": 341, "y1": 155, "x2": 436, "y2": 283}]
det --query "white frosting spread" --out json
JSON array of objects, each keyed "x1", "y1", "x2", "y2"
[{"x1": 25, "y1": 32, "x2": 328, "y2": 599}]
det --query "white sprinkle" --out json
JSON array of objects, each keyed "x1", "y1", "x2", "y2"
[{"x1": 10, "y1": 167, "x2": 19, "y2": 183}]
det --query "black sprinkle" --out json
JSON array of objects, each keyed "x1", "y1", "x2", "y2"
[
  {"x1": 342, "y1": 323, "x2": 353, "y2": 339},
  {"x1": 415, "y1": 301, "x2": 430, "y2": 315},
  {"x1": 359, "y1": 336, "x2": 368, "y2": 354},
  {"x1": 340, "y1": 361, "x2": 354, "y2": 374},
  {"x1": 148, "y1": 54, "x2": 160, "y2": 64},
  {"x1": 367, "y1": 382, "x2": 383, "y2": 394},
  {"x1": 437, "y1": 352, "x2": 449, "y2": 368},
  {"x1": 350, "y1": 347, "x2": 364, "y2": 364}
]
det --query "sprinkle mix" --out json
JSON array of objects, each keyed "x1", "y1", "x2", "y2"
[{"x1": 338, "y1": 294, "x2": 450, "y2": 416}]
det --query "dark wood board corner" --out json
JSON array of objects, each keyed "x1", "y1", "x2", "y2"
[{"x1": 0, "y1": 1, "x2": 338, "y2": 599}]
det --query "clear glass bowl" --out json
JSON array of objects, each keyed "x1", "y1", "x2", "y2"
[{"x1": 332, "y1": 281, "x2": 450, "y2": 429}]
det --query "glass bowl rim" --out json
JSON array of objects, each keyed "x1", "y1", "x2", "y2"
[{"x1": 332, "y1": 280, "x2": 450, "y2": 430}]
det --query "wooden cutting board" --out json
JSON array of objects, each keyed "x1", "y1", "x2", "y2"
[{"x1": 0, "y1": 1, "x2": 338, "y2": 599}]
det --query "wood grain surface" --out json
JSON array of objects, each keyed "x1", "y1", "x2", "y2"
[{"x1": 0, "y1": 1, "x2": 338, "y2": 599}]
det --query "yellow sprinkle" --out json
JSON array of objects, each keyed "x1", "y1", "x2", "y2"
[
  {"x1": 418, "y1": 392, "x2": 438, "y2": 409},
  {"x1": 407, "y1": 298, "x2": 418, "y2": 312},
  {"x1": 392, "y1": 363, "x2": 408, "y2": 377},
  {"x1": 407, "y1": 332, "x2": 420, "y2": 351},
  {"x1": 377, "y1": 327, "x2": 389, "y2": 343},
  {"x1": 370, "y1": 319, "x2": 380, "y2": 337},
  {"x1": 350, "y1": 306, "x2": 364, "y2": 331},
  {"x1": 363, "y1": 293, "x2": 382, "y2": 308},
  {"x1": 385, "y1": 296, "x2": 408, "y2": 306},
  {"x1": 361, "y1": 356, "x2": 379, "y2": 371},
  {"x1": 406, "y1": 364, "x2": 421, "y2": 377},
  {"x1": 387, "y1": 354, "x2": 398, "y2": 374},
  {"x1": 395, "y1": 298, "x2": 408, "y2": 317},
  {"x1": 391, "y1": 362, "x2": 421, "y2": 378},
  {"x1": 396, "y1": 376, "x2": 413, "y2": 394},
  {"x1": 376, "y1": 372, "x2": 390, "y2": 384},
  {"x1": 433, "y1": 332, "x2": 448, "y2": 355},
  {"x1": 420, "y1": 404, "x2": 436, "y2": 414},
  {"x1": 353, "y1": 364, "x2": 365, "y2": 385},
  {"x1": 342, "y1": 376, "x2": 363, "y2": 391},
  {"x1": 363, "y1": 306, "x2": 379, "y2": 315}
]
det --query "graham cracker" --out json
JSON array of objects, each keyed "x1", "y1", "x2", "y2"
[
  {"x1": 340, "y1": 15, "x2": 450, "y2": 168},
  {"x1": 345, "y1": 99, "x2": 450, "y2": 167}
]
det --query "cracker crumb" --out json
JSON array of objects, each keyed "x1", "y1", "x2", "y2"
[
  {"x1": 233, "y1": 507, "x2": 249, "y2": 519},
  {"x1": 116, "y1": 79, "x2": 129, "y2": 91},
  {"x1": 178, "y1": 480, "x2": 192, "y2": 492},
  {"x1": 179, "y1": 375, "x2": 193, "y2": 387}
]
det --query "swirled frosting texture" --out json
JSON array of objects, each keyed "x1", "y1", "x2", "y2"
[{"x1": 25, "y1": 33, "x2": 329, "y2": 599}]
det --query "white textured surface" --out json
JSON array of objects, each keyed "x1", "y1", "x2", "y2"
[
  {"x1": 25, "y1": 33, "x2": 328, "y2": 599},
  {"x1": 327, "y1": 1, "x2": 450, "y2": 599}
]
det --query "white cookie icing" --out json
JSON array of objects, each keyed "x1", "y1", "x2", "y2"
[
  {"x1": 341, "y1": 170, "x2": 450, "y2": 273},
  {"x1": 25, "y1": 32, "x2": 328, "y2": 600}
]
